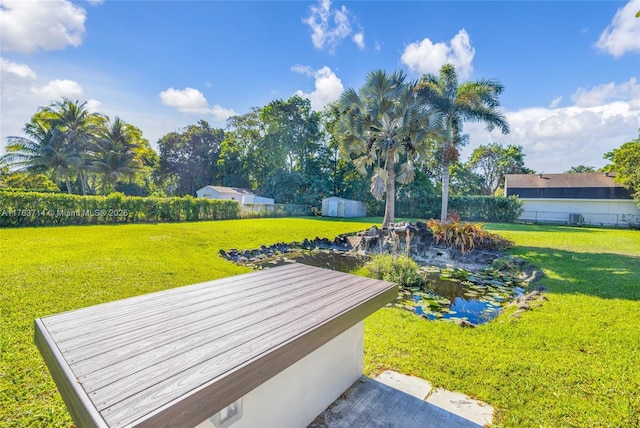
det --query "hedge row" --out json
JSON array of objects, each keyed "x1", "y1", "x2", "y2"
[
  {"x1": 395, "y1": 195, "x2": 524, "y2": 222},
  {"x1": 0, "y1": 191, "x2": 240, "y2": 227}
]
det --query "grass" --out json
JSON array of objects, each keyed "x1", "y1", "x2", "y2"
[
  {"x1": 1, "y1": 219, "x2": 639, "y2": 427},
  {"x1": 366, "y1": 223, "x2": 640, "y2": 427},
  {"x1": 0, "y1": 218, "x2": 375, "y2": 428}
]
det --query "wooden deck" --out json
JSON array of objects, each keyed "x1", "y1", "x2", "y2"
[{"x1": 35, "y1": 263, "x2": 397, "y2": 428}]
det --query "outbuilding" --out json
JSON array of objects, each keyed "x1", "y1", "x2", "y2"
[
  {"x1": 196, "y1": 186, "x2": 274, "y2": 205},
  {"x1": 321, "y1": 197, "x2": 366, "y2": 218},
  {"x1": 504, "y1": 172, "x2": 639, "y2": 227}
]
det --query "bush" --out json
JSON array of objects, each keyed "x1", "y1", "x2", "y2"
[
  {"x1": 395, "y1": 195, "x2": 524, "y2": 222},
  {"x1": 358, "y1": 254, "x2": 424, "y2": 287},
  {"x1": 0, "y1": 191, "x2": 240, "y2": 227},
  {"x1": 426, "y1": 218, "x2": 514, "y2": 255}
]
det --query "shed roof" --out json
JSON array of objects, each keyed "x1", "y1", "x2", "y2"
[
  {"x1": 505, "y1": 172, "x2": 624, "y2": 189},
  {"x1": 199, "y1": 186, "x2": 257, "y2": 196}
]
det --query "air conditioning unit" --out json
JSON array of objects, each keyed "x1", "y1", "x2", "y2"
[{"x1": 569, "y1": 213, "x2": 584, "y2": 225}]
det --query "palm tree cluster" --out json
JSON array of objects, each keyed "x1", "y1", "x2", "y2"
[
  {"x1": 338, "y1": 64, "x2": 510, "y2": 227},
  {"x1": 2, "y1": 99, "x2": 153, "y2": 194}
]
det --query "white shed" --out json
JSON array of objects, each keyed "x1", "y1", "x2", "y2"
[
  {"x1": 322, "y1": 197, "x2": 366, "y2": 218},
  {"x1": 196, "y1": 186, "x2": 274, "y2": 205}
]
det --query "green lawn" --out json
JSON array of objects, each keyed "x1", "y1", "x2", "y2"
[{"x1": 1, "y1": 219, "x2": 639, "y2": 427}]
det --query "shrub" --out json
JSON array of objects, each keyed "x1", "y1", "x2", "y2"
[
  {"x1": 426, "y1": 219, "x2": 514, "y2": 255},
  {"x1": 0, "y1": 191, "x2": 241, "y2": 227},
  {"x1": 394, "y1": 195, "x2": 524, "y2": 222},
  {"x1": 358, "y1": 254, "x2": 424, "y2": 287}
]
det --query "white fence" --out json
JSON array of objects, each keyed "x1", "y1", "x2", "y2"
[{"x1": 519, "y1": 210, "x2": 640, "y2": 228}]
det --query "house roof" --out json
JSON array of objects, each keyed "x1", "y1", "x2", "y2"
[
  {"x1": 505, "y1": 172, "x2": 624, "y2": 189},
  {"x1": 199, "y1": 186, "x2": 257, "y2": 196}
]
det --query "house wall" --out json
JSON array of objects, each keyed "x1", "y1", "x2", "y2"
[
  {"x1": 195, "y1": 322, "x2": 364, "y2": 428},
  {"x1": 519, "y1": 199, "x2": 640, "y2": 226},
  {"x1": 196, "y1": 189, "x2": 221, "y2": 199}
]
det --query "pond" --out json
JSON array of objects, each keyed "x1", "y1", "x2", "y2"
[
  {"x1": 251, "y1": 250, "x2": 526, "y2": 326},
  {"x1": 400, "y1": 268, "x2": 525, "y2": 325}
]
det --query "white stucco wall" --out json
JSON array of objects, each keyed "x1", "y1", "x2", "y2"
[
  {"x1": 195, "y1": 321, "x2": 364, "y2": 428},
  {"x1": 519, "y1": 199, "x2": 640, "y2": 226}
]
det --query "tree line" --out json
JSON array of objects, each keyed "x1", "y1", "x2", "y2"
[{"x1": 3, "y1": 65, "x2": 637, "y2": 223}]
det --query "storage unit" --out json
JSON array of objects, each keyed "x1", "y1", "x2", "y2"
[{"x1": 321, "y1": 197, "x2": 366, "y2": 218}]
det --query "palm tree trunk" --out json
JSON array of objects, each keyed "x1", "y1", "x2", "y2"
[
  {"x1": 440, "y1": 158, "x2": 450, "y2": 223},
  {"x1": 63, "y1": 171, "x2": 72, "y2": 194},
  {"x1": 383, "y1": 149, "x2": 395, "y2": 229},
  {"x1": 78, "y1": 170, "x2": 88, "y2": 195},
  {"x1": 441, "y1": 118, "x2": 454, "y2": 223}
]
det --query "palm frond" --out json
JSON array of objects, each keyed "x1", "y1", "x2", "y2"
[{"x1": 370, "y1": 167, "x2": 388, "y2": 200}]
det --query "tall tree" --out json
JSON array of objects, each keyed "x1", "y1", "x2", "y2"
[
  {"x1": 2, "y1": 111, "x2": 80, "y2": 193},
  {"x1": 566, "y1": 165, "x2": 596, "y2": 173},
  {"x1": 448, "y1": 162, "x2": 484, "y2": 196},
  {"x1": 603, "y1": 130, "x2": 640, "y2": 205},
  {"x1": 220, "y1": 109, "x2": 269, "y2": 189},
  {"x1": 41, "y1": 99, "x2": 103, "y2": 194},
  {"x1": 157, "y1": 120, "x2": 225, "y2": 196},
  {"x1": 261, "y1": 96, "x2": 322, "y2": 174},
  {"x1": 467, "y1": 143, "x2": 532, "y2": 195},
  {"x1": 338, "y1": 69, "x2": 439, "y2": 228},
  {"x1": 416, "y1": 64, "x2": 510, "y2": 222},
  {"x1": 90, "y1": 117, "x2": 149, "y2": 194}
]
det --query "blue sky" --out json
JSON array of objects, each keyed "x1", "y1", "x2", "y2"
[{"x1": 1, "y1": 0, "x2": 639, "y2": 173}]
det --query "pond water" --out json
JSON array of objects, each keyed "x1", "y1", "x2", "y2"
[
  {"x1": 252, "y1": 250, "x2": 524, "y2": 325},
  {"x1": 404, "y1": 269, "x2": 525, "y2": 325}
]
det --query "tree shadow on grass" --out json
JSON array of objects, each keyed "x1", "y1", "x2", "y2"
[{"x1": 513, "y1": 246, "x2": 640, "y2": 300}]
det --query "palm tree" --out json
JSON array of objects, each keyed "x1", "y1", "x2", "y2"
[
  {"x1": 416, "y1": 64, "x2": 510, "y2": 223},
  {"x1": 1, "y1": 114, "x2": 79, "y2": 193},
  {"x1": 338, "y1": 70, "x2": 439, "y2": 228},
  {"x1": 90, "y1": 117, "x2": 144, "y2": 194},
  {"x1": 42, "y1": 99, "x2": 103, "y2": 194}
]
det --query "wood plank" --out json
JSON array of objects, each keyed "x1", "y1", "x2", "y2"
[
  {"x1": 44, "y1": 264, "x2": 314, "y2": 340},
  {"x1": 113, "y1": 283, "x2": 397, "y2": 427},
  {"x1": 56, "y1": 266, "x2": 339, "y2": 354},
  {"x1": 34, "y1": 319, "x2": 108, "y2": 428},
  {"x1": 88, "y1": 274, "x2": 378, "y2": 401},
  {"x1": 35, "y1": 264, "x2": 398, "y2": 428},
  {"x1": 71, "y1": 272, "x2": 370, "y2": 378}
]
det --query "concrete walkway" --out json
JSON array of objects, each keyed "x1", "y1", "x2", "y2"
[
  {"x1": 309, "y1": 371, "x2": 493, "y2": 428},
  {"x1": 375, "y1": 370, "x2": 493, "y2": 427}
]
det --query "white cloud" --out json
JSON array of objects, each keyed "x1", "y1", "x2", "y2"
[
  {"x1": 159, "y1": 87, "x2": 237, "y2": 123},
  {"x1": 303, "y1": 0, "x2": 362, "y2": 52},
  {"x1": 549, "y1": 96, "x2": 562, "y2": 109},
  {"x1": 0, "y1": 58, "x2": 104, "y2": 153},
  {"x1": 401, "y1": 29, "x2": 475, "y2": 79},
  {"x1": 293, "y1": 66, "x2": 344, "y2": 111},
  {"x1": 291, "y1": 64, "x2": 315, "y2": 77},
  {"x1": 159, "y1": 87, "x2": 209, "y2": 113},
  {"x1": 596, "y1": 0, "x2": 640, "y2": 57},
  {"x1": 32, "y1": 79, "x2": 84, "y2": 100},
  {"x1": 571, "y1": 78, "x2": 640, "y2": 109},
  {"x1": 462, "y1": 79, "x2": 640, "y2": 173},
  {"x1": 0, "y1": 0, "x2": 86, "y2": 53},
  {"x1": 0, "y1": 57, "x2": 36, "y2": 80},
  {"x1": 352, "y1": 32, "x2": 365, "y2": 50}
]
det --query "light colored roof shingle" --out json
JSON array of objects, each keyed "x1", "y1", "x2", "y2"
[{"x1": 505, "y1": 172, "x2": 624, "y2": 189}]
